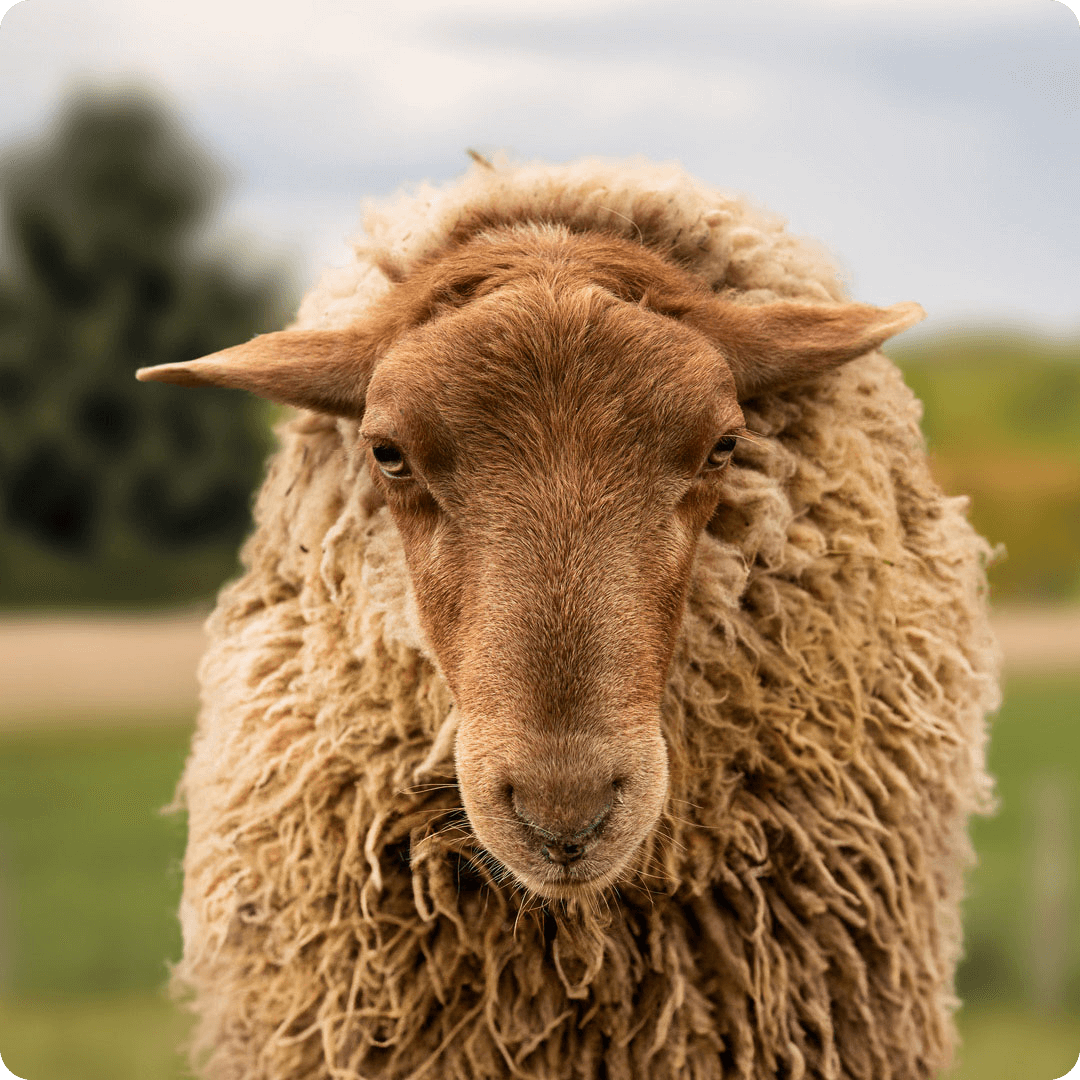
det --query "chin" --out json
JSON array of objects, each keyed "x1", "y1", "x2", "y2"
[{"x1": 502, "y1": 851, "x2": 635, "y2": 903}]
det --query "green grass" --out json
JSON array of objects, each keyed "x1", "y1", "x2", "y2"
[
  {"x1": 949, "y1": 1008, "x2": 1080, "y2": 1080},
  {"x1": 0, "y1": 992, "x2": 190, "y2": 1080},
  {"x1": 958, "y1": 675, "x2": 1080, "y2": 1012},
  {"x1": 0, "y1": 723, "x2": 191, "y2": 996}
]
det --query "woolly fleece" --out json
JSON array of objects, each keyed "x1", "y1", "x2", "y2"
[{"x1": 172, "y1": 158, "x2": 1000, "y2": 1080}]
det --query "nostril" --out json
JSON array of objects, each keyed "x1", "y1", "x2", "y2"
[{"x1": 509, "y1": 777, "x2": 619, "y2": 864}]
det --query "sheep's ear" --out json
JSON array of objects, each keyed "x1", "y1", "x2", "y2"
[
  {"x1": 687, "y1": 299, "x2": 925, "y2": 400},
  {"x1": 135, "y1": 328, "x2": 376, "y2": 418}
]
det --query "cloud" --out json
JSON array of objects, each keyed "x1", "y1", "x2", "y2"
[{"x1": 0, "y1": 0, "x2": 1076, "y2": 329}]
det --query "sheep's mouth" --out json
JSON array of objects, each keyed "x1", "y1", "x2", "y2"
[
  {"x1": 490, "y1": 830, "x2": 645, "y2": 900},
  {"x1": 511, "y1": 859, "x2": 625, "y2": 900}
]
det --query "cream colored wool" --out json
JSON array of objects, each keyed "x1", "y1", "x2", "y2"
[{"x1": 172, "y1": 158, "x2": 1000, "y2": 1080}]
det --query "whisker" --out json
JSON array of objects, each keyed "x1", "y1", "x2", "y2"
[
  {"x1": 664, "y1": 810, "x2": 724, "y2": 834},
  {"x1": 652, "y1": 822, "x2": 688, "y2": 855},
  {"x1": 667, "y1": 796, "x2": 706, "y2": 812}
]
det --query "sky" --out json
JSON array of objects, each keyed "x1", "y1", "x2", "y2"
[{"x1": 0, "y1": 0, "x2": 1077, "y2": 339}]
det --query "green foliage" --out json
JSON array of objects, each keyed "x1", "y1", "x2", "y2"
[
  {"x1": 889, "y1": 329, "x2": 1080, "y2": 456},
  {"x1": 887, "y1": 330, "x2": 1080, "y2": 604},
  {"x1": 0, "y1": 87, "x2": 293, "y2": 609}
]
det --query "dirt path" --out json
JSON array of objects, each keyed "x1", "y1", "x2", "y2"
[
  {"x1": 0, "y1": 609, "x2": 210, "y2": 728},
  {"x1": 987, "y1": 607, "x2": 1080, "y2": 676},
  {"x1": 1, "y1": 607, "x2": 1077, "y2": 730}
]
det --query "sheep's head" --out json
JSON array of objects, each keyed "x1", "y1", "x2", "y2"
[{"x1": 138, "y1": 225, "x2": 923, "y2": 898}]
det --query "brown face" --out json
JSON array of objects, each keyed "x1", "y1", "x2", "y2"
[
  {"x1": 360, "y1": 273, "x2": 743, "y2": 897},
  {"x1": 135, "y1": 222, "x2": 924, "y2": 898}
]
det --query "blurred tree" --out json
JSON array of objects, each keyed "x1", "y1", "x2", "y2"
[{"x1": 0, "y1": 86, "x2": 293, "y2": 608}]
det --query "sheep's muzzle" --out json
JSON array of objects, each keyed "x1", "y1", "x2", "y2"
[{"x1": 454, "y1": 704, "x2": 671, "y2": 895}]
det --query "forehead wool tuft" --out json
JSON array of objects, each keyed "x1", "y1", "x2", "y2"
[{"x1": 293, "y1": 158, "x2": 848, "y2": 334}]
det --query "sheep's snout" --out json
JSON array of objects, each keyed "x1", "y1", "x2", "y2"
[
  {"x1": 508, "y1": 781, "x2": 614, "y2": 866},
  {"x1": 455, "y1": 719, "x2": 668, "y2": 895}
]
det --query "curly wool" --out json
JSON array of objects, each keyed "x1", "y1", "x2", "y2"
[{"x1": 171, "y1": 158, "x2": 1000, "y2": 1080}]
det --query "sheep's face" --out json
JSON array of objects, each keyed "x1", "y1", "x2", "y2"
[
  {"x1": 136, "y1": 222, "x2": 924, "y2": 899},
  {"x1": 362, "y1": 259, "x2": 743, "y2": 896}
]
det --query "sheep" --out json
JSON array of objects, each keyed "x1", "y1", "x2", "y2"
[{"x1": 138, "y1": 158, "x2": 1000, "y2": 1080}]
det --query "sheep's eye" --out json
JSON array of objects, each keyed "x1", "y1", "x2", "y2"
[
  {"x1": 705, "y1": 435, "x2": 737, "y2": 469},
  {"x1": 373, "y1": 443, "x2": 410, "y2": 478}
]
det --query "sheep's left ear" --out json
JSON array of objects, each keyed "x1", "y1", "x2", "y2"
[
  {"x1": 684, "y1": 299, "x2": 925, "y2": 400},
  {"x1": 135, "y1": 327, "x2": 377, "y2": 418}
]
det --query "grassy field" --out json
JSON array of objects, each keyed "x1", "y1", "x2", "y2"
[
  {"x1": 0, "y1": 993, "x2": 191, "y2": 1080},
  {"x1": 0, "y1": 724, "x2": 190, "y2": 997},
  {"x1": 961, "y1": 674, "x2": 1080, "y2": 1014},
  {"x1": 0, "y1": 675, "x2": 1077, "y2": 1079}
]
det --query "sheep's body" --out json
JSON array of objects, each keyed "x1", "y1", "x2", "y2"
[{"x1": 173, "y1": 160, "x2": 999, "y2": 1080}]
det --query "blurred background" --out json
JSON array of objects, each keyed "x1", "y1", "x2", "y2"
[{"x1": 0, "y1": 1, "x2": 1076, "y2": 1077}]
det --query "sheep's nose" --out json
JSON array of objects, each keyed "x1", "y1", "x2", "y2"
[{"x1": 509, "y1": 783, "x2": 614, "y2": 865}]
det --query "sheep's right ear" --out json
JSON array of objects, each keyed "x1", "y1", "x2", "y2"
[{"x1": 135, "y1": 327, "x2": 377, "y2": 418}]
